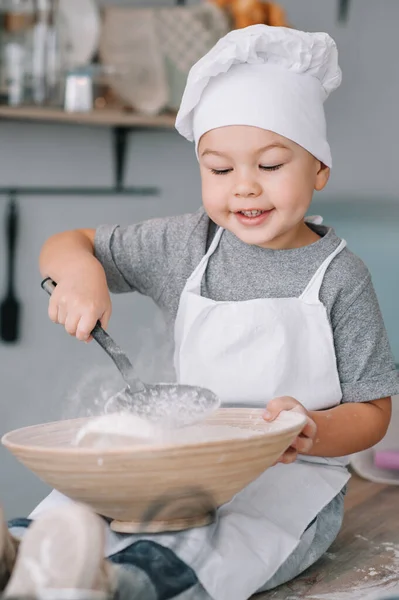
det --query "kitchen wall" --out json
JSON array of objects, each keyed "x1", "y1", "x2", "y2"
[{"x1": 0, "y1": 0, "x2": 398, "y2": 519}]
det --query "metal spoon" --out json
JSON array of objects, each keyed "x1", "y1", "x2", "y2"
[{"x1": 41, "y1": 278, "x2": 220, "y2": 427}]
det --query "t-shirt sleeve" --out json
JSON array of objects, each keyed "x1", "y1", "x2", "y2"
[
  {"x1": 332, "y1": 274, "x2": 399, "y2": 403},
  {"x1": 94, "y1": 212, "x2": 202, "y2": 301}
]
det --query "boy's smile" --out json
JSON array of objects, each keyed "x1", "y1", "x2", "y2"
[
  {"x1": 198, "y1": 126, "x2": 330, "y2": 250},
  {"x1": 234, "y1": 208, "x2": 274, "y2": 227}
]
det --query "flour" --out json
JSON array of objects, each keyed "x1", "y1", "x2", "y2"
[
  {"x1": 286, "y1": 541, "x2": 399, "y2": 600},
  {"x1": 74, "y1": 413, "x2": 164, "y2": 447},
  {"x1": 62, "y1": 312, "x2": 176, "y2": 421},
  {"x1": 62, "y1": 366, "x2": 124, "y2": 420},
  {"x1": 103, "y1": 383, "x2": 219, "y2": 427},
  {"x1": 73, "y1": 412, "x2": 274, "y2": 448},
  {"x1": 381, "y1": 542, "x2": 399, "y2": 559}
]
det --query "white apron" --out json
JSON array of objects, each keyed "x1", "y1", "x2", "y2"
[{"x1": 30, "y1": 225, "x2": 350, "y2": 600}]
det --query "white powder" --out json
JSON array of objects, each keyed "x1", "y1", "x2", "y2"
[
  {"x1": 103, "y1": 383, "x2": 219, "y2": 428},
  {"x1": 62, "y1": 366, "x2": 125, "y2": 420},
  {"x1": 381, "y1": 542, "x2": 399, "y2": 559},
  {"x1": 73, "y1": 412, "x2": 279, "y2": 448},
  {"x1": 368, "y1": 569, "x2": 378, "y2": 577},
  {"x1": 74, "y1": 413, "x2": 163, "y2": 447},
  {"x1": 294, "y1": 542, "x2": 399, "y2": 600},
  {"x1": 62, "y1": 313, "x2": 176, "y2": 422}
]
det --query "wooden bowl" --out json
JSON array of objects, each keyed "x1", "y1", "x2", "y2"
[{"x1": 2, "y1": 409, "x2": 305, "y2": 533}]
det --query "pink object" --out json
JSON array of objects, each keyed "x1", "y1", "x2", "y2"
[{"x1": 374, "y1": 450, "x2": 399, "y2": 471}]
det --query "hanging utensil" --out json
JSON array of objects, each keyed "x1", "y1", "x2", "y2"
[
  {"x1": 338, "y1": 0, "x2": 350, "y2": 23},
  {"x1": 1, "y1": 195, "x2": 21, "y2": 343},
  {"x1": 41, "y1": 278, "x2": 220, "y2": 427}
]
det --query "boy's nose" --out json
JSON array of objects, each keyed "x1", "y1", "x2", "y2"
[{"x1": 233, "y1": 179, "x2": 262, "y2": 198}]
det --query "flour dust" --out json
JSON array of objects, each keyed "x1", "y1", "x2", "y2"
[
  {"x1": 277, "y1": 541, "x2": 399, "y2": 600},
  {"x1": 73, "y1": 411, "x2": 272, "y2": 448},
  {"x1": 62, "y1": 313, "x2": 175, "y2": 421}
]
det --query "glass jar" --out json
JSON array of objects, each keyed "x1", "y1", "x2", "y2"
[{"x1": 0, "y1": 0, "x2": 34, "y2": 105}]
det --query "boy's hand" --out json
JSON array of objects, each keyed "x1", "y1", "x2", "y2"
[
  {"x1": 47, "y1": 257, "x2": 112, "y2": 342},
  {"x1": 263, "y1": 396, "x2": 317, "y2": 464}
]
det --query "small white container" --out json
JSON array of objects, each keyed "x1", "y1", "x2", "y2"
[{"x1": 64, "y1": 72, "x2": 92, "y2": 112}]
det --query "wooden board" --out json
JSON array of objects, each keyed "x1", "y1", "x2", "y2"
[
  {"x1": 0, "y1": 106, "x2": 176, "y2": 128},
  {"x1": 256, "y1": 474, "x2": 399, "y2": 599}
]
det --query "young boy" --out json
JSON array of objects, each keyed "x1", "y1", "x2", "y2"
[{"x1": 1, "y1": 24, "x2": 398, "y2": 600}]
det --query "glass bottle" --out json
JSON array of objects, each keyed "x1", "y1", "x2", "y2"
[
  {"x1": 31, "y1": 0, "x2": 49, "y2": 104},
  {"x1": 0, "y1": 0, "x2": 34, "y2": 106},
  {"x1": 46, "y1": 0, "x2": 65, "y2": 107}
]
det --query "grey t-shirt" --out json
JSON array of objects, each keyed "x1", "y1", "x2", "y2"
[{"x1": 95, "y1": 207, "x2": 399, "y2": 404}]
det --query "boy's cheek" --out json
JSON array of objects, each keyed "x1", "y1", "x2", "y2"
[{"x1": 202, "y1": 197, "x2": 227, "y2": 222}]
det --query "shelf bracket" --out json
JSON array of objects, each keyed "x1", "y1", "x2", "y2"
[{"x1": 113, "y1": 126, "x2": 130, "y2": 191}]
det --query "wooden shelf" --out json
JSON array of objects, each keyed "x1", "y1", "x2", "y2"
[
  {"x1": 0, "y1": 105, "x2": 177, "y2": 128},
  {"x1": 0, "y1": 105, "x2": 176, "y2": 194}
]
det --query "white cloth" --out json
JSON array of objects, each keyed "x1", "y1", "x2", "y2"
[
  {"x1": 31, "y1": 223, "x2": 350, "y2": 600},
  {"x1": 175, "y1": 24, "x2": 342, "y2": 167}
]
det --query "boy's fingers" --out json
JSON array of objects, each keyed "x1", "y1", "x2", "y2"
[
  {"x1": 57, "y1": 305, "x2": 67, "y2": 326},
  {"x1": 264, "y1": 397, "x2": 302, "y2": 421},
  {"x1": 48, "y1": 297, "x2": 59, "y2": 323},
  {"x1": 64, "y1": 313, "x2": 81, "y2": 336},
  {"x1": 301, "y1": 417, "x2": 317, "y2": 440},
  {"x1": 293, "y1": 435, "x2": 314, "y2": 453},
  {"x1": 76, "y1": 313, "x2": 97, "y2": 342},
  {"x1": 100, "y1": 308, "x2": 112, "y2": 331},
  {"x1": 279, "y1": 448, "x2": 297, "y2": 464}
]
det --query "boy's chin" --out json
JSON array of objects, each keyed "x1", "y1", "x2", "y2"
[{"x1": 230, "y1": 225, "x2": 275, "y2": 247}]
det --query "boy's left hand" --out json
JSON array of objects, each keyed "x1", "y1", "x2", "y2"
[{"x1": 263, "y1": 396, "x2": 317, "y2": 464}]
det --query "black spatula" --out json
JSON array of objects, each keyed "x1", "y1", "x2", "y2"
[{"x1": 1, "y1": 196, "x2": 20, "y2": 342}]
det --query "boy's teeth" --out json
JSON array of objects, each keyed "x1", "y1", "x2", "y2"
[{"x1": 240, "y1": 210, "x2": 264, "y2": 217}]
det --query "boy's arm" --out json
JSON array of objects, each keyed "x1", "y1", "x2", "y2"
[
  {"x1": 39, "y1": 228, "x2": 112, "y2": 340},
  {"x1": 308, "y1": 397, "x2": 391, "y2": 456},
  {"x1": 265, "y1": 395, "x2": 392, "y2": 460},
  {"x1": 39, "y1": 229, "x2": 96, "y2": 280},
  {"x1": 39, "y1": 212, "x2": 204, "y2": 340}
]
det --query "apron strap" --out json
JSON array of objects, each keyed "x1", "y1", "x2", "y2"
[
  {"x1": 186, "y1": 226, "x2": 224, "y2": 293},
  {"x1": 305, "y1": 215, "x2": 323, "y2": 225},
  {"x1": 300, "y1": 239, "x2": 347, "y2": 304},
  {"x1": 174, "y1": 226, "x2": 224, "y2": 354},
  {"x1": 206, "y1": 225, "x2": 224, "y2": 256}
]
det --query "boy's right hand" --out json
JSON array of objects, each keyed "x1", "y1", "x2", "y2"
[{"x1": 47, "y1": 258, "x2": 112, "y2": 342}]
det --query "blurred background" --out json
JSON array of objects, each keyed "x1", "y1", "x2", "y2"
[{"x1": 0, "y1": 0, "x2": 398, "y2": 519}]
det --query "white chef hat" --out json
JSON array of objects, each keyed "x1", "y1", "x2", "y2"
[{"x1": 175, "y1": 24, "x2": 341, "y2": 167}]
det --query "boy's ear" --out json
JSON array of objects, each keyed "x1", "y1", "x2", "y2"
[{"x1": 314, "y1": 162, "x2": 330, "y2": 191}]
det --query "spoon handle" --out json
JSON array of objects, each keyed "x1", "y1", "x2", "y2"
[{"x1": 41, "y1": 277, "x2": 144, "y2": 391}]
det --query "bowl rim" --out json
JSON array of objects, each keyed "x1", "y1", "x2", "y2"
[{"x1": 1, "y1": 408, "x2": 307, "y2": 456}]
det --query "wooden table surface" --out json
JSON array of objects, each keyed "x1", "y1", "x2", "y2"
[{"x1": 256, "y1": 474, "x2": 399, "y2": 599}]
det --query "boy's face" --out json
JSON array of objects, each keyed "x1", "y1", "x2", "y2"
[{"x1": 198, "y1": 126, "x2": 330, "y2": 249}]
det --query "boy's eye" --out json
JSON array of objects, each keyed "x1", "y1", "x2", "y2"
[
  {"x1": 260, "y1": 164, "x2": 283, "y2": 171},
  {"x1": 210, "y1": 168, "x2": 232, "y2": 175}
]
